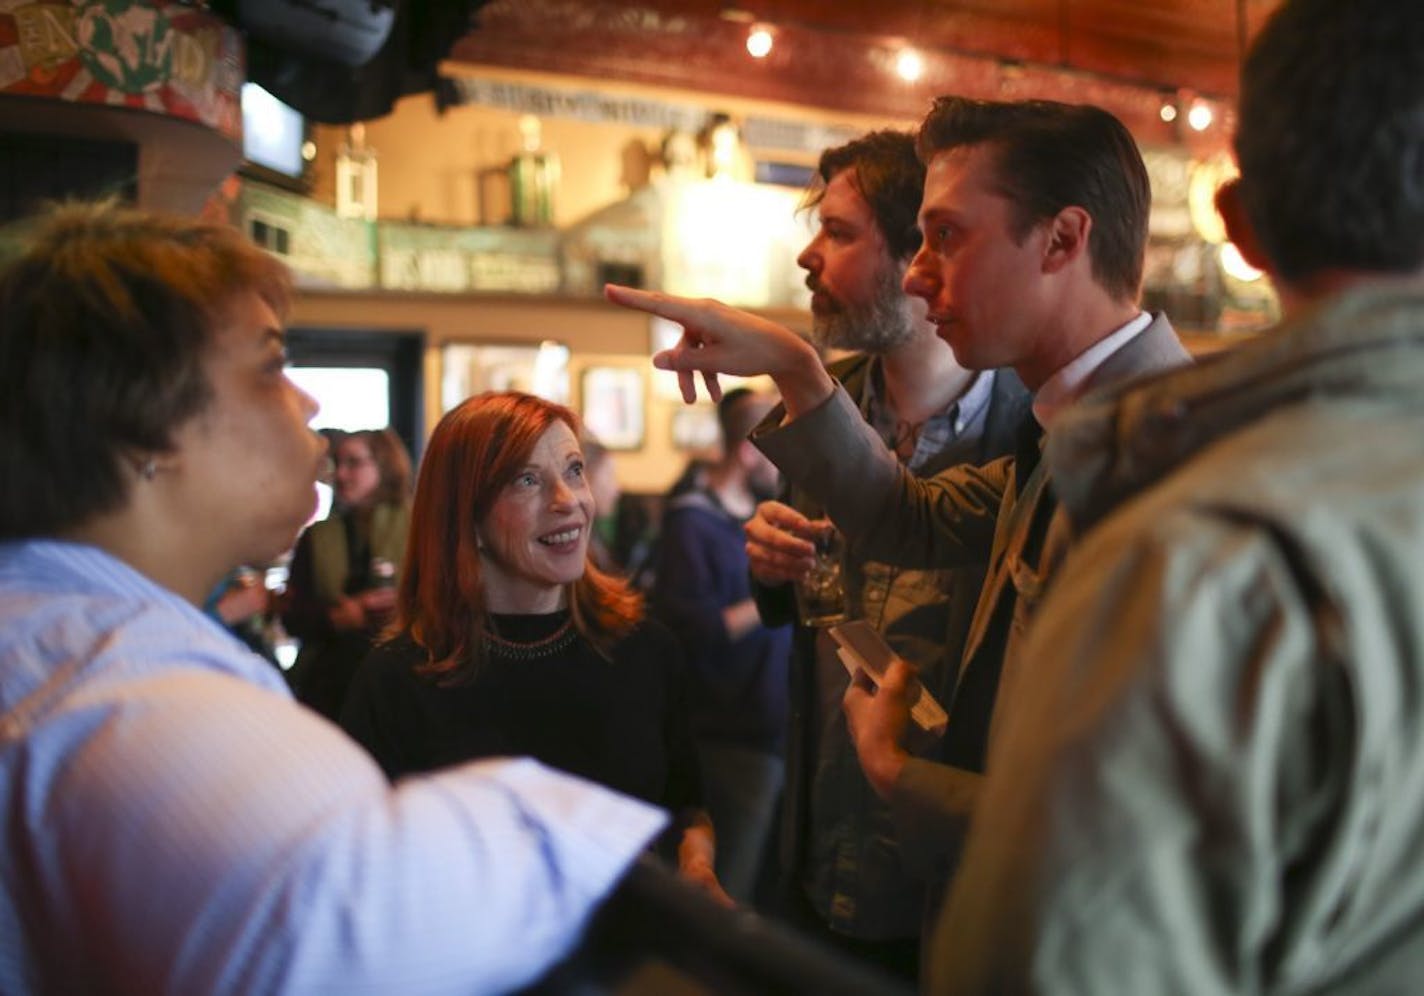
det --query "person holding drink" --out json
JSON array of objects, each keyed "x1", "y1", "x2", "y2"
[
  {"x1": 606, "y1": 98, "x2": 1190, "y2": 984},
  {"x1": 282, "y1": 426, "x2": 412, "y2": 719},
  {"x1": 744, "y1": 129, "x2": 1027, "y2": 980}
]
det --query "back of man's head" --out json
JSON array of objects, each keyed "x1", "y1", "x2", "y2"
[
  {"x1": 807, "y1": 130, "x2": 925, "y2": 262},
  {"x1": 916, "y1": 97, "x2": 1149, "y2": 303},
  {"x1": 1236, "y1": 0, "x2": 1424, "y2": 284},
  {"x1": 717, "y1": 387, "x2": 765, "y2": 451}
]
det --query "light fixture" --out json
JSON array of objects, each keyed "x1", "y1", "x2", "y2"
[
  {"x1": 895, "y1": 48, "x2": 924, "y2": 82},
  {"x1": 1220, "y1": 242, "x2": 1264, "y2": 282},
  {"x1": 1159, "y1": 102, "x2": 1178, "y2": 123},
  {"x1": 701, "y1": 113, "x2": 742, "y2": 180},
  {"x1": 1187, "y1": 153, "x2": 1236, "y2": 244},
  {"x1": 1187, "y1": 100, "x2": 1213, "y2": 132},
  {"x1": 746, "y1": 25, "x2": 773, "y2": 58}
]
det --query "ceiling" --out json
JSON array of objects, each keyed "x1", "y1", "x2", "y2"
[{"x1": 448, "y1": 1, "x2": 1284, "y2": 145}]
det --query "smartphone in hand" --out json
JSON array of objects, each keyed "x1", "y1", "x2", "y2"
[{"x1": 829, "y1": 620, "x2": 948, "y2": 736}]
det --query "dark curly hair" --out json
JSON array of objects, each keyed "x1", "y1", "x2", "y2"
[{"x1": 804, "y1": 129, "x2": 926, "y2": 262}]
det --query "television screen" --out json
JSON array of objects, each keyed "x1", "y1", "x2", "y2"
[{"x1": 241, "y1": 82, "x2": 306, "y2": 181}]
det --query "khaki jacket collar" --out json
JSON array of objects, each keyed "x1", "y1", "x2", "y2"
[{"x1": 1047, "y1": 285, "x2": 1424, "y2": 533}]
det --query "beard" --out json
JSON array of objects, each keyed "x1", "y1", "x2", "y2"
[{"x1": 809, "y1": 262, "x2": 919, "y2": 353}]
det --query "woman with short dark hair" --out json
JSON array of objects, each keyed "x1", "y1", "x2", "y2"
[
  {"x1": 283, "y1": 426, "x2": 413, "y2": 719},
  {"x1": 0, "y1": 203, "x2": 662, "y2": 992}
]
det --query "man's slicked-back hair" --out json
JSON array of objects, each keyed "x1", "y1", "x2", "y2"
[
  {"x1": 916, "y1": 97, "x2": 1150, "y2": 302},
  {"x1": 806, "y1": 129, "x2": 926, "y2": 261},
  {"x1": 716, "y1": 387, "x2": 765, "y2": 448},
  {"x1": 0, "y1": 201, "x2": 291, "y2": 540},
  {"x1": 1235, "y1": 0, "x2": 1424, "y2": 283}
]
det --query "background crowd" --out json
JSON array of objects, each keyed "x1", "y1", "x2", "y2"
[{"x1": 5, "y1": 1, "x2": 1424, "y2": 992}]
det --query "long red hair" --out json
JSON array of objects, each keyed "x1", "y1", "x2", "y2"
[{"x1": 396, "y1": 391, "x2": 642, "y2": 682}]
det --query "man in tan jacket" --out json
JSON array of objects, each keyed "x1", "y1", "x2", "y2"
[{"x1": 928, "y1": 0, "x2": 1424, "y2": 990}]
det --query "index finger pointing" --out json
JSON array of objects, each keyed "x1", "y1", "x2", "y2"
[{"x1": 605, "y1": 283, "x2": 699, "y2": 325}]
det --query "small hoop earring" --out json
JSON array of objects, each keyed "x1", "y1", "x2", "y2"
[{"x1": 140, "y1": 459, "x2": 157, "y2": 481}]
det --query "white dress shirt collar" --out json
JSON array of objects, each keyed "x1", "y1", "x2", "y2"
[{"x1": 1032, "y1": 311, "x2": 1152, "y2": 427}]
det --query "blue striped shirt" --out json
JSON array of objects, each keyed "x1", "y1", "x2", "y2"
[{"x1": 0, "y1": 539, "x2": 664, "y2": 994}]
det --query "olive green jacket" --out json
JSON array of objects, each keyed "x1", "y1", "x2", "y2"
[
  {"x1": 753, "y1": 354, "x2": 1029, "y2": 938},
  {"x1": 307, "y1": 503, "x2": 410, "y2": 606},
  {"x1": 933, "y1": 286, "x2": 1424, "y2": 993}
]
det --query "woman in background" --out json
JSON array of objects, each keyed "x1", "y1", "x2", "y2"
[
  {"x1": 283, "y1": 427, "x2": 411, "y2": 719},
  {"x1": 342, "y1": 391, "x2": 727, "y2": 901}
]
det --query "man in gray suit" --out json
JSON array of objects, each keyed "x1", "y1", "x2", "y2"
[{"x1": 605, "y1": 95, "x2": 1189, "y2": 892}]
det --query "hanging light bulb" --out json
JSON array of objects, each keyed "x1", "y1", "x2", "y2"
[
  {"x1": 895, "y1": 48, "x2": 924, "y2": 82},
  {"x1": 746, "y1": 25, "x2": 773, "y2": 58},
  {"x1": 1187, "y1": 100, "x2": 1214, "y2": 132},
  {"x1": 1159, "y1": 101, "x2": 1178, "y2": 123},
  {"x1": 1220, "y1": 242, "x2": 1264, "y2": 282}
]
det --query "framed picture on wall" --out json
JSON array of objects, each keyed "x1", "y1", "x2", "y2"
[
  {"x1": 670, "y1": 405, "x2": 720, "y2": 451},
  {"x1": 581, "y1": 366, "x2": 645, "y2": 451},
  {"x1": 441, "y1": 340, "x2": 570, "y2": 412}
]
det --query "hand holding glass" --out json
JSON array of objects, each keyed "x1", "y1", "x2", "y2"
[{"x1": 794, "y1": 521, "x2": 847, "y2": 627}]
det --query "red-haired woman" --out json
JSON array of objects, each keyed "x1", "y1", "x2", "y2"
[{"x1": 341, "y1": 391, "x2": 727, "y2": 901}]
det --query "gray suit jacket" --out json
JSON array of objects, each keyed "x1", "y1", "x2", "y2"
[{"x1": 755, "y1": 314, "x2": 1191, "y2": 875}]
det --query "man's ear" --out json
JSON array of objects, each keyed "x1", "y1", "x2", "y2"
[
  {"x1": 1042, "y1": 206, "x2": 1091, "y2": 275},
  {"x1": 1215, "y1": 178, "x2": 1272, "y2": 272}
]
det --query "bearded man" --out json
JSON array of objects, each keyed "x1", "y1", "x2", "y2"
[{"x1": 748, "y1": 130, "x2": 1028, "y2": 982}]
